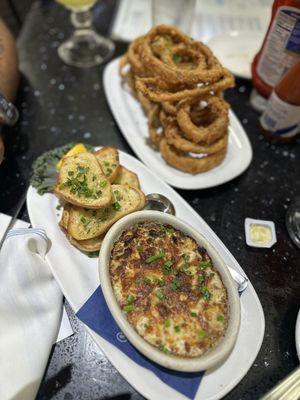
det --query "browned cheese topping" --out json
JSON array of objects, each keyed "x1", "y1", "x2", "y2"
[{"x1": 109, "y1": 221, "x2": 228, "y2": 357}]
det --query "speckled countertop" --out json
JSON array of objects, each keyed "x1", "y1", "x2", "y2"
[{"x1": 1, "y1": 1, "x2": 299, "y2": 399}]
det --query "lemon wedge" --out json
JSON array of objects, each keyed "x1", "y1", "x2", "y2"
[{"x1": 56, "y1": 143, "x2": 88, "y2": 170}]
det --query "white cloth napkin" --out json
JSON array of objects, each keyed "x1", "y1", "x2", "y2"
[{"x1": 0, "y1": 227, "x2": 63, "y2": 400}]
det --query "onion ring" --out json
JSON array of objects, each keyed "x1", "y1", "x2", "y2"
[
  {"x1": 160, "y1": 138, "x2": 226, "y2": 174},
  {"x1": 161, "y1": 101, "x2": 178, "y2": 115},
  {"x1": 127, "y1": 36, "x2": 146, "y2": 76},
  {"x1": 140, "y1": 25, "x2": 226, "y2": 86},
  {"x1": 148, "y1": 105, "x2": 164, "y2": 148},
  {"x1": 135, "y1": 71, "x2": 234, "y2": 102},
  {"x1": 136, "y1": 87, "x2": 153, "y2": 113},
  {"x1": 119, "y1": 24, "x2": 234, "y2": 175},
  {"x1": 177, "y1": 97, "x2": 229, "y2": 144},
  {"x1": 164, "y1": 121, "x2": 228, "y2": 154}
]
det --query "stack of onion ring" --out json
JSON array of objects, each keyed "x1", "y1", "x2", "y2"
[{"x1": 119, "y1": 24, "x2": 235, "y2": 174}]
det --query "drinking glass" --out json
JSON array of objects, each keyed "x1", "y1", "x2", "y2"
[
  {"x1": 151, "y1": 0, "x2": 196, "y2": 34},
  {"x1": 286, "y1": 197, "x2": 300, "y2": 249},
  {"x1": 56, "y1": 0, "x2": 115, "y2": 68}
]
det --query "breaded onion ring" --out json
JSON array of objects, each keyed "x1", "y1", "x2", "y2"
[
  {"x1": 161, "y1": 101, "x2": 178, "y2": 116},
  {"x1": 177, "y1": 97, "x2": 229, "y2": 144},
  {"x1": 164, "y1": 121, "x2": 228, "y2": 154},
  {"x1": 159, "y1": 109, "x2": 174, "y2": 128},
  {"x1": 160, "y1": 138, "x2": 226, "y2": 174},
  {"x1": 127, "y1": 36, "x2": 146, "y2": 76},
  {"x1": 119, "y1": 24, "x2": 234, "y2": 175},
  {"x1": 136, "y1": 87, "x2": 153, "y2": 113},
  {"x1": 148, "y1": 105, "x2": 164, "y2": 148},
  {"x1": 135, "y1": 71, "x2": 234, "y2": 102},
  {"x1": 140, "y1": 25, "x2": 226, "y2": 86}
]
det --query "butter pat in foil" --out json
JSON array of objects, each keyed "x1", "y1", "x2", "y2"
[{"x1": 245, "y1": 218, "x2": 277, "y2": 248}]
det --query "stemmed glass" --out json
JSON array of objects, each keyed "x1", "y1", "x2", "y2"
[
  {"x1": 56, "y1": 0, "x2": 115, "y2": 68},
  {"x1": 286, "y1": 197, "x2": 300, "y2": 249}
]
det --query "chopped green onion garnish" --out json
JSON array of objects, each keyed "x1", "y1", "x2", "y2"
[
  {"x1": 158, "y1": 344, "x2": 169, "y2": 354},
  {"x1": 170, "y1": 279, "x2": 181, "y2": 291},
  {"x1": 166, "y1": 227, "x2": 175, "y2": 235},
  {"x1": 198, "y1": 330, "x2": 206, "y2": 338},
  {"x1": 113, "y1": 201, "x2": 121, "y2": 211},
  {"x1": 201, "y1": 286, "x2": 212, "y2": 302},
  {"x1": 145, "y1": 250, "x2": 165, "y2": 264},
  {"x1": 156, "y1": 290, "x2": 165, "y2": 301},
  {"x1": 174, "y1": 325, "x2": 181, "y2": 333},
  {"x1": 162, "y1": 260, "x2": 173, "y2": 275},
  {"x1": 199, "y1": 261, "x2": 211, "y2": 269},
  {"x1": 172, "y1": 54, "x2": 181, "y2": 64},
  {"x1": 154, "y1": 278, "x2": 165, "y2": 286},
  {"x1": 144, "y1": 277, "x2": 152, "y2": 284},
  {"x1": 127, "y1": 294, "x2": 135, "y2": 303},
  {"x1": 217, "y1": 314, "x2": 224, "y2": 322},
  {"x1": 123, "y1": 304, "x2": 134, "y2": 312},
  {"x1": 191, "y1": 312, "x2": 197, "y2": 317},
  {"x1": 164, "y1": 319, "x2": 171, "y2": 327}
]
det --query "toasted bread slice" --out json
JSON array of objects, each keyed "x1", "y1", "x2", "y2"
[
  {"x1": 68, "y1": 234, "x2": 104, "y2": 252},
  {"x1": 68, "y1": 184, "x2": 145, "y2": 240},
  {"x1": 94, "y1": 147, "x2": 120, "y2": 182},
  {"x1": 59, "y1": 203, "x2": 71, "y2": 231},
  {"x1": 113, "y1": 166, "x2": 141, "y2": 189},
  {"x1": 59, "y1": 204, "x2": 103, "y2": 252},
  {"x1": 54, "y1": 153, "x2": 112, "y2": 209}
]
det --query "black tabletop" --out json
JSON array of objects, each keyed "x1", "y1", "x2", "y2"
[{"x1": 1, "y1": 1, "x2": 300, "y2": 399}]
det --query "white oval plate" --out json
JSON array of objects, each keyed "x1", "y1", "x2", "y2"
[
  {"x1": 296, "y1": 310, "x2": 300, "y2": 360},
  {"x1": 27, "y1": 148, "x2": 264, "y2": 400},
  {"x1": 103, "y1": 58, "x2": 253, "y2": 190},
  {"x1": 207, "y1": 31, "x2": 263, "y2": 79}
]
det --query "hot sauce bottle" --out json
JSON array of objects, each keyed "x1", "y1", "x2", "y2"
[
  {"x1": 260, "y1": 61, "x2": 300, "y2": 141},
  {"x1": 251, "y1": 0, "x2": 300, "y2": 111}
]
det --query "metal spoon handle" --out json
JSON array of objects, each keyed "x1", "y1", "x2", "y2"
[{"x1": 227, "y1": 266, "x2": 248, "y2": 294}]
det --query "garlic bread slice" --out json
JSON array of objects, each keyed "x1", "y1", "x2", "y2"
[
  {"x1": 54, "y1": 153, "x2": 112, "y2": 209},
  {"x1": 68, "y1": 184, "x2": 145, "y2": 240},
  {"x1": 94, "y1": 147, "x2": 120, "y2": 182},
  {"x1": 59, "y1": 204, "x2": 103, "y2": 252},
  {"x1": 113, "y1": 166, "x2": 141, "y2": 189},
  {"x1": 59, "y1": 203, "x2": 71, "y2": 231},
  {"x1": 68, "y1": 234, "x2": 104, "y2": 252}
]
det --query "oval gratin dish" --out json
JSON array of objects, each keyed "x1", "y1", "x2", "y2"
[{"x1": 99, "y1": 210, "x2": 241, "y2": 372}]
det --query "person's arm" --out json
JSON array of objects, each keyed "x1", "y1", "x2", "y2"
[{"x1": 0, "y1": 19, "x2": 19, "y2": 163}]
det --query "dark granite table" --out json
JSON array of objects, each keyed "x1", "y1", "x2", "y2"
[{"x1": 1, "y1": 1, "x2": 300, "y2": 399}]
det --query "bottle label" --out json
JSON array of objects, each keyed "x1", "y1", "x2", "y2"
[
  {"x1": 260, "y1": 91, "x2": 300, "y2": 138},
  {"x1": 257, "y1": 6, "x2": 300, "y2": 87}
]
